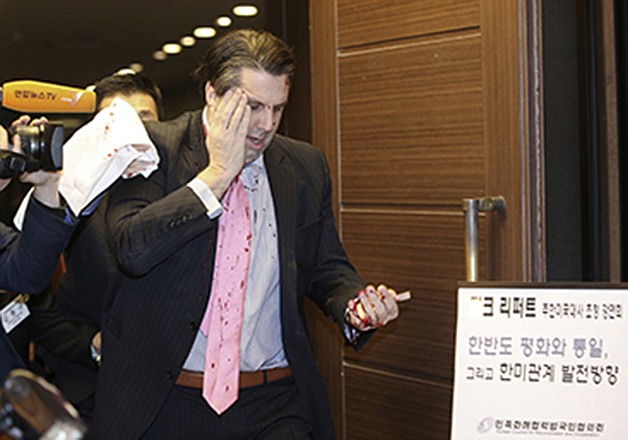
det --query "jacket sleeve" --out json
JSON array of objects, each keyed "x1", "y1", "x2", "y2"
[
  {"x1": 0, "y1": 198, "x2": 76, "y2": 294},
  {"x1": 297, "y1": 148, "x2": 371, "y2": 347},
  {"x1": 28, "y1": 290, "x2": 99, "y2": 369},
  {"x1": 105, "y1": 120, "x2": 215, "y2": 277},
  {"x1": 106, "y1": 174, "x2": 213, "y2": 276}
]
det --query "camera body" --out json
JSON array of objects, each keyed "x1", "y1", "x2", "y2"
[{"x1": 0, "y1": 123, "x2": 64, "y2": 178}]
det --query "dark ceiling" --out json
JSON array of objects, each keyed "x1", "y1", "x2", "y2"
[{"x1": 0, "y1": 0, "x2": 283, "y2": 117}]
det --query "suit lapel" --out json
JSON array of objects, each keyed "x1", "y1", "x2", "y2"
[
  {"x1": 177, "y1": 111, "x2": 215, "y2": 299},
  {"x1": 264, "y1": 140, "x2": 298, "y2": 294},
  {"x1": 183, "y1": 111, "x2": 209, "y2": 175}
]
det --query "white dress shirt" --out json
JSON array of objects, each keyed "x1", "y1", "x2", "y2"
[{"x1": 184, "y1": 154, "x2": 288, "y2": 372}]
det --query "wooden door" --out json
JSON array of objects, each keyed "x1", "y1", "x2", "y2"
[{"x1": 307, "y1": 1, "x2": 544, "y2": 438}]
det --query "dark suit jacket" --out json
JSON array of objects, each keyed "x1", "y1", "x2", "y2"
[
  {"x1": 55, "y1": 194, "x2": 117, "y2": 324},
  {"x1": 3, "y1": 289, "x2": 98, "y2": 369},
  {"x1": 0, "y1": 198, "x2": 76, "y2": 379},
  {"x1": 92, "y1": 110, "x2": 368, "y2": 439},
  {"x1": 38, "y1": 195, "x2": 117, "y2": 404}
]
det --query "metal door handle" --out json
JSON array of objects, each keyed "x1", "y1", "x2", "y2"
[{"x1": 462, "y1": 196, "x2": 506, "y2": 282}]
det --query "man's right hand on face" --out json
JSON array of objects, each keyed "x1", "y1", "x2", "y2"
[{"x1": 198, "y1": 86, "x2": 251, "y2": 200}]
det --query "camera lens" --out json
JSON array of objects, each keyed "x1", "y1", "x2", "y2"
[
  {"x1": 14, "y1": 123, "x2": 64, "y2": 171},
  {"x1": 0, "y1": 122, "x2": 64, "y2": 177},
  {"x1": 15, "y1": 125, "x2": 42, "y2": 157}
]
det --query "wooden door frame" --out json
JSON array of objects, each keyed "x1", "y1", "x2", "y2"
[
  {"x1": 481, "y1": 0, "x2": 546, "y2": 283},
  {"x1": 595, "y1": 0, "x2": 621, "y2": 281}
]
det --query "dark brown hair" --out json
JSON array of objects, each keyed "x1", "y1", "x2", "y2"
[{"x1": 193, "y1": 28, "x2": 296, "y2": 96}]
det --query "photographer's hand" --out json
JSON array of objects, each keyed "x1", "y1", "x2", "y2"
[
  {"x1": 22, "y1": 170, "x2": 61, "y2": 208},
  {"x1": 10, "y1": 116, "x2": 62, "y2": 208}
]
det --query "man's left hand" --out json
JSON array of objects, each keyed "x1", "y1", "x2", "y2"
[{"x1": 346, "y1": 284, "x2": 400, "y2": 332}]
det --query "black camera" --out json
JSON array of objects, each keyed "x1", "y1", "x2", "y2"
[{"x1": 0, "y1": 123, "x2": 64, "y2": 178}]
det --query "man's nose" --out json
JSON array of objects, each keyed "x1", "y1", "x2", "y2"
[{"x1": 256, "y1": 107, "x2": 275, "y2": 131}]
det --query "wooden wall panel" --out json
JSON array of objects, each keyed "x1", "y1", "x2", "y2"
[
  {"x1": 345, "y1": 365, "x2": 452, "y2": 440},
  {"x1": 342, "y1": 211, "x2": 485, "y2": 382},
  {"x1": 337, "y1": 0, "x2": 479, "y2": 48},
  {"x1": 339, "y1": 33, "x2": 484, "y2": 207}
]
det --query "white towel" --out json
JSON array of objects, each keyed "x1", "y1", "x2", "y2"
[{"x1": 14, "y1": 97, "x2": 160, "y2": 229}]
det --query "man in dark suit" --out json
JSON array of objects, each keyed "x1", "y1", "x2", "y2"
[
  {"x1": 93, "y1": 29, "x2": 401, "y2": 439},
  {"x1": 53, "y1": 72, "x2": 163, "y2": 327},
  {"x1": 32, "y1": 72, "x2": 165, "y2": 422},
  {"x1": 0, "y1": 120, "x2": 78, "y2": 379}
]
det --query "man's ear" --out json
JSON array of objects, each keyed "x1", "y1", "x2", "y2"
[{"x1": 204, "y1": 82, "x2": 216, "y2": 105}]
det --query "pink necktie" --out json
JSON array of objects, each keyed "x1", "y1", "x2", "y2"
[{"x1": 199, "y1": 175, "x2": 251, "y2": 414}]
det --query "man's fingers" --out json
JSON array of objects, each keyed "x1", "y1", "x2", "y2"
[
  {"x1": 9, "y1": 115, "x2": 30, "y2": 129},
  {"x1": 230, "y1": 93, "x2": 250, "y2": 134},
  {"x1": 347, "y1": 284, "x2": 409, "y2": 332},
  {"x1": 220, "y1": 89, "x2": 245, "y2": 130},
  {"x1": 358, "y1": 289, "x2": 377, "y2": 326},
  {"x1": 208, "y1": 89, "x2": 234, "y2": 128}
]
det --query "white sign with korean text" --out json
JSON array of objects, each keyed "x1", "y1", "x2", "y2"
[{"x1": 451, "y1": 286, "x2": 627, "y2": 439}]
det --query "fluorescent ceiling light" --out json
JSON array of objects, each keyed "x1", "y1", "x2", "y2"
[
  {"x1": 162, "y1": 43, "x2": 182, "y2": 55},
  {"x1": 153, "y1": 50, "x2": 167, "y2": 61},
  {"x1": 233, "y1": 5, "x2": 258, "y2": 17},
  {"x1": 180, "y1": 36, "x2": 196, "y2": 47},
  {"x1": 194, "y1": 26, "x2": 217, "y2": 38},
  {"x1": 129, "y1": 63, "x2": 144, "y2": 73},
  {"x1": 216, "y1": 16, "x2": 232, "y2": 27}
]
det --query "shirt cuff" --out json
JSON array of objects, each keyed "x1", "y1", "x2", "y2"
[
  {"x1": 31, "y1": 196, "x2": 77, "y2": 226},
  {"x1": 90, "y1": 344, "x2": 102, "y2": 367},
  {"x1": 343, "y1": 308, "x2": 361, "y2": 345},
  {"x1": 187, "y1": 178, "x2": 223, "y2": 219}
]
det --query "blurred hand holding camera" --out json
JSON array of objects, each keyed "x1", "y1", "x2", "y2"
[{"x1": 0, "y1": 116, "x2": 64, "y2": 209}]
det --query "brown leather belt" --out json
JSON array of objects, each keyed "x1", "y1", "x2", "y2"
[{"x1": 176, "y1": 367, "x2": 292, "y2": 389}]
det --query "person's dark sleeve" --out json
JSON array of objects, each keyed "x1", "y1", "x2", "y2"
[
  {"x1": 0, "y1": 197, "x2": 77, "y2": 294},
  {"x1": 300, "y1": 149, "x2": 373, "y2": 349},
  {"x1": 27, "y1": 291, "x2": 99, "y2": 370}
]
